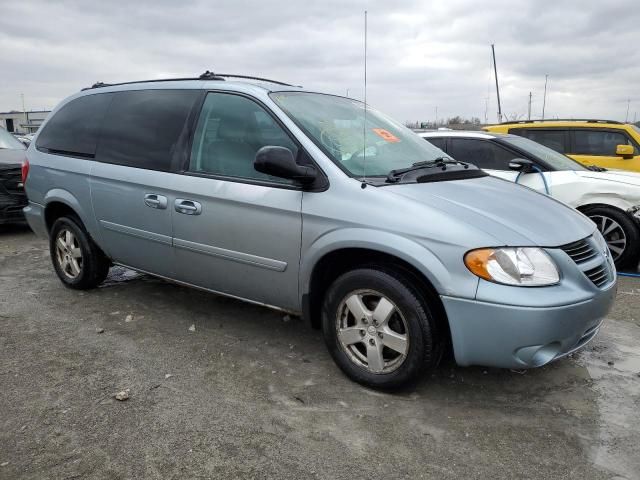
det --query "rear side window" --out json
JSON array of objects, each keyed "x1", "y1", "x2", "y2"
[
  {"x1": 447, "y1": 138, "x2": 518, "y2": 170},
  {"x1": 573, "y1": 130, "x2": 635, "y2": 156},
  {"x1": 97, "y1": 90, "x2": 200, "y2": 171},
  {"x1": 512, "y1": 129, "x2": 567, "y2": 153},
  {"x1": 36, "y1": 93, "x2": 112, "y2": 157}
]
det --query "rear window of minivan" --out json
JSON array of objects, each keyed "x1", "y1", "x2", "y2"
[{"x1": 36, "y1": 93, "x2": 113, "y2": 157}]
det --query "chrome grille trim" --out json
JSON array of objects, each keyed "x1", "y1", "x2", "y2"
[
  {"x1": 559, "y1": 236, "x2": 613, "y2": 289},
  {"x1": 560, "y1": 239, "x2": 597, "y2": 264}
]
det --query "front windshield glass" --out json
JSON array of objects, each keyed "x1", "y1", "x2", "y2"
[
  {"x1": 500, "y1": 135, "x2": 586, "y2": 171},
  {"x1": 270, "y1": 92, "x2": 447, "y2": 176},
  {"x1": 0, "y1": 128, "x2": 26, "y2": 150}
]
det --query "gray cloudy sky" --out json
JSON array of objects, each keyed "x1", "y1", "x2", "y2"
[{"x1": 1, "y1": 0, "x2": 638, "y2": 123}]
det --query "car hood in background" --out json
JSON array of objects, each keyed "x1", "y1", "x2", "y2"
[
  {"x1": 388, "y1": 176, "x2": 595, "y2": 247},
  {"x1": 576, "y1": 169, "x2": 640, "y2": 187},
  {"x1": 0, "y1": 149, "x2": 26, "y2": 167}
]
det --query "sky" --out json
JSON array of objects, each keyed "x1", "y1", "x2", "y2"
[{"x1": 1, "y1": 0, "x2": 638, "y2": 124}]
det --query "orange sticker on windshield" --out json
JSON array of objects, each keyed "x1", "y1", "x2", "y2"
[{"x1": 372, "y1": 128, "x2": 400, "y2": 143}]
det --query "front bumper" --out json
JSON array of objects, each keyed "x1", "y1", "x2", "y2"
[{"x1": 0, "y1": 166, "x2": 27, "y2": 224}]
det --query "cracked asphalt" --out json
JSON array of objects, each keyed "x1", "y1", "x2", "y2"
[{"x1": 1, "y1": 224, "x2": 639, "y2": 479}]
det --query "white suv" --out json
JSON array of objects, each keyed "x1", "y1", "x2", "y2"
[{"x1": 420, "y1": 131, "x2": 640, "y2": 270}]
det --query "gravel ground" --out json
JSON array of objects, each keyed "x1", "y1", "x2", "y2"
[{"x1": 1, "y1": 224, "x2": 639, "y2": 480}]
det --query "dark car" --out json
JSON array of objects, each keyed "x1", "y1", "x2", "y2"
[{"x1": 0, "y1": 127, "x2": 28, "y2": 224}]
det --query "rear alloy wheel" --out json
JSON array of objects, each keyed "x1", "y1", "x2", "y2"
[
  {"x1": 50, "y1": 216, "x2": 111, "y2": 289},
  {"x1": 322, "y1": 268, "x2": 441, "y2": 389},
  {"x1": 583, "y1": 205, "x2": 640, "y2": 270},
  {"x1": 54, "y1": 228, "x2": 83, "y2": 279}
]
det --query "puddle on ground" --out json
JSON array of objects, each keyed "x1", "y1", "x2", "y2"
[
  {"x1": 577, "y1": 320, "x2": 640, "y2": 479},
  {"x1": 99, "y1": 266, "x2": 145, "y2": 287}
]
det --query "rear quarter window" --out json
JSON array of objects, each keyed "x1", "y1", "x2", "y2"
[
  {"x1": 96, "y1": 89, "x2": 200, "y2": 171},
  {"x1": 35, "y1": 93, "x2": 113, "y2": 157}
]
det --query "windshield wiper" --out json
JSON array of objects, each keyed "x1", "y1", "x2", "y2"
[
  {"x1": 386, "y1": 157, "x2": 469, "y2": 183},
  {"x1": 586, "y1": 165, "x2": 607, "y2": 172}
]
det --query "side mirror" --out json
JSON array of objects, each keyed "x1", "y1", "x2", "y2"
[
  {"x1": 508, "y1": 158, "x2": 535, "y2": 172},
  {"x1": 254, "y1": 146, "x2": 317, "y2": 184},
  {"x1": 616, "y1": 144, "x2": 634, "y2": 159}
]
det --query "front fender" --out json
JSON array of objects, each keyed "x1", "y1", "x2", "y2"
[{"x1": 300, "y1": 228, "x2": 478, "y2": 299}]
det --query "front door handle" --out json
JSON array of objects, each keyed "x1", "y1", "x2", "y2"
[
  {"x1": 175, "y1": 199, "x2": 202, "y2": 215},
  {"x1": 144, "y1": 193, "x2": 168, "y2": 210}
]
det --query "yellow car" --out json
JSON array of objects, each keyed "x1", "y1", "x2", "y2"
[{"x1": 484, "y1": 120, "x2": 640, "y2": 172}]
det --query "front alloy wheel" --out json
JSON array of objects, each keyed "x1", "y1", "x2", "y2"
[
  {"x1": 336, "y1": 290, "x2": 409, "y2": 374},
  {"x1": 590, "y1": 214, "x2": 626, "y2": 263},
  {"x1": 322, "y1": 268, "x2": 441, "y2": 389}
]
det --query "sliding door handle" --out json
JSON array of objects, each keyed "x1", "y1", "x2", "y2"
[
  {"x1": 175, "y1": 199, "x2": 202, "y2": 215},
  {"x1": 144, "y1": 193, "x2": 167, "y2": 209}
]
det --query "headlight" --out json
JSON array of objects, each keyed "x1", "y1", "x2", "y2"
[{"x1": 464, "y1": 247, "x2": 560, "y2": 286}]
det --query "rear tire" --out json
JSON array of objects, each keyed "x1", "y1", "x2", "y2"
[
  {"x1": 322, "y1": 267, "x2": 441, "y2": 389},
  {"x1": 50, "y1": 216, "x2": 110, "y2": 289},
  {"x1": 582, "y1": 205, "x2": 640, "y2": 270}
]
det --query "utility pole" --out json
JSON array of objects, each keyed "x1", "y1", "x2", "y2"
[
  {"x1": 435, "y1": 106, "x2": 438, "y2": 127},
  {"x1": 541, "y1": 74, "x2": 549, "y2": 120},
  {"x1": 20, "y1": 93, "x2": 27, "y2": 135},
  {"x1": 527, "y1": 92, "x2": 532, "y2": 120},
  {"x1": 346, "y1": 88, "x2": 350, "y2": 97},
  {"x1": 625, "y1": 98, "x2": 630, "y2": 123},
  {"x1": 491, "y1": 44, "x2": 502, "y2": 123},
  {"x1": 484, "y1": 96, "x2": 489, "y2": 124}
]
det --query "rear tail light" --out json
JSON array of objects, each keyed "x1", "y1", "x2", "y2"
[{"x1": 21, "y1": 157, "x2": 30, "y2": 185}]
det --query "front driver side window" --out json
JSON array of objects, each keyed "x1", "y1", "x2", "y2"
[
  {"x1": 190, "y1": 93, "x2": 298, "y2": 183},
  {"x1": 447, "y1": 138, "x2": 518, "y2": 170}
]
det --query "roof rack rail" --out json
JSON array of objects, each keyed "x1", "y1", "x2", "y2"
[
  {"x1": 82, "y1": 70, "x2": 297, "y2": 90},
  {"x1": 215, "y1": 73, "x2": 298, "y2": 87},
  {"x1": 499, "y1": 118, "x2": 624, "y2": 125}
]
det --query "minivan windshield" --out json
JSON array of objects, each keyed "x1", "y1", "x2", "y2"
[
  {"x1": 271, "y1": 92, "x2": 448, "y2": 177},
  {"x1": 500, "y1": 135, "x2": 586, "y2": 171},
  {"x1": 0, "y1": 128, "x2": 26, "y2": 150}
]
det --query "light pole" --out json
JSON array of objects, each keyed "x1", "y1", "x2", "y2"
[{"x1": 541, "y1": 74, "x2": 549, "y2": 120}]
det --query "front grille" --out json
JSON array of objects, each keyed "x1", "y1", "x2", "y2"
[
  {"x1": 560, "y1": 235, "x2": 613, "y2": 289},
  {"x1": 584, "y1": 264, "x2": 610, "y2": 288},
  {"x1": 560, "y1": 239, "x2": 597, "y2": 264},
  {"x1": 0, "y1": 167, "x2": 24, "y2": 194}
]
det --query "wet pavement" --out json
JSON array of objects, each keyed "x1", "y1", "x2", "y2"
[{"x1": 1, "y1": 224, "x2": 639, "y2": 479}]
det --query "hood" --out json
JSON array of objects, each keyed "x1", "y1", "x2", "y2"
[
  {"x1": 576, "y1": 169, "x2": 640, "y2": 187},
  {"x1": 388, "y1": 176, "x2": 595, "y2": 246},
  {"x1": 0, "y1": 148, "x2": 26, "y2": 167}
]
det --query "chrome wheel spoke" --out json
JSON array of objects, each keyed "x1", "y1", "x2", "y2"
[
  {"x1": 338, "y1": 327, "x2": 364, "y2": 346},
  {"x1": 381, "y1": 328, "x2": 408, "y2": 354},
  {"x1": 366, "y1": 341, "x2": 385, "y2": 373},
  {"x1": 69, "y1": 258, "x2": 81, "y2": 276},
  {"x1": 57, "y1": 237, "x2": 67, "y2": 252},
  {"x1": 608, "y1": 243, "x2": 624, "y2": 256},
  {"x1": 372, "y1": 297, "x2": 395, "y2": 326},
  {"x1": 70, "y1": 247, "x2": 82, "y2": 259},
  {"x1": 65, "y1": 230, "x2": 73, "y2": 248},
  {"x1": 345, "y1": 294, "x2": 369, "y2": 323}
]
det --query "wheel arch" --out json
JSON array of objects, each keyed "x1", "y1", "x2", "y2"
[{"x1": 301, "y1": 239, "x2": 453, "y2": 349}]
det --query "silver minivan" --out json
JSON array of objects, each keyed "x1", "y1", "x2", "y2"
[{"x1": 23, "y1": 73, "x2": 617, "y2": 388}]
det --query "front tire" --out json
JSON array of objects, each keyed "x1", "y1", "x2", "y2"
[
  {"x1": 322, "y1": 268, "x2": 441, "y2": 389},
  {"x1": 582, "y1": 205, "x2": 640, "y2": 270},
  {"x1": 50, "y1": 216, "x2": 110, "y2": 289}
]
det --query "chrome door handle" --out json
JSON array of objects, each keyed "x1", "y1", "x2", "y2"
[
  {"x1": 144, "y1": 194, "x2": 168, "y2": 209},
  {"x1": 175, "y1": 199, "x2": 202, "y2": 215}
]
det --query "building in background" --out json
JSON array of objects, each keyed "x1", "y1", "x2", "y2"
[{"x1": 0, "y1": 110, "x2": 50, "y2": 134}]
